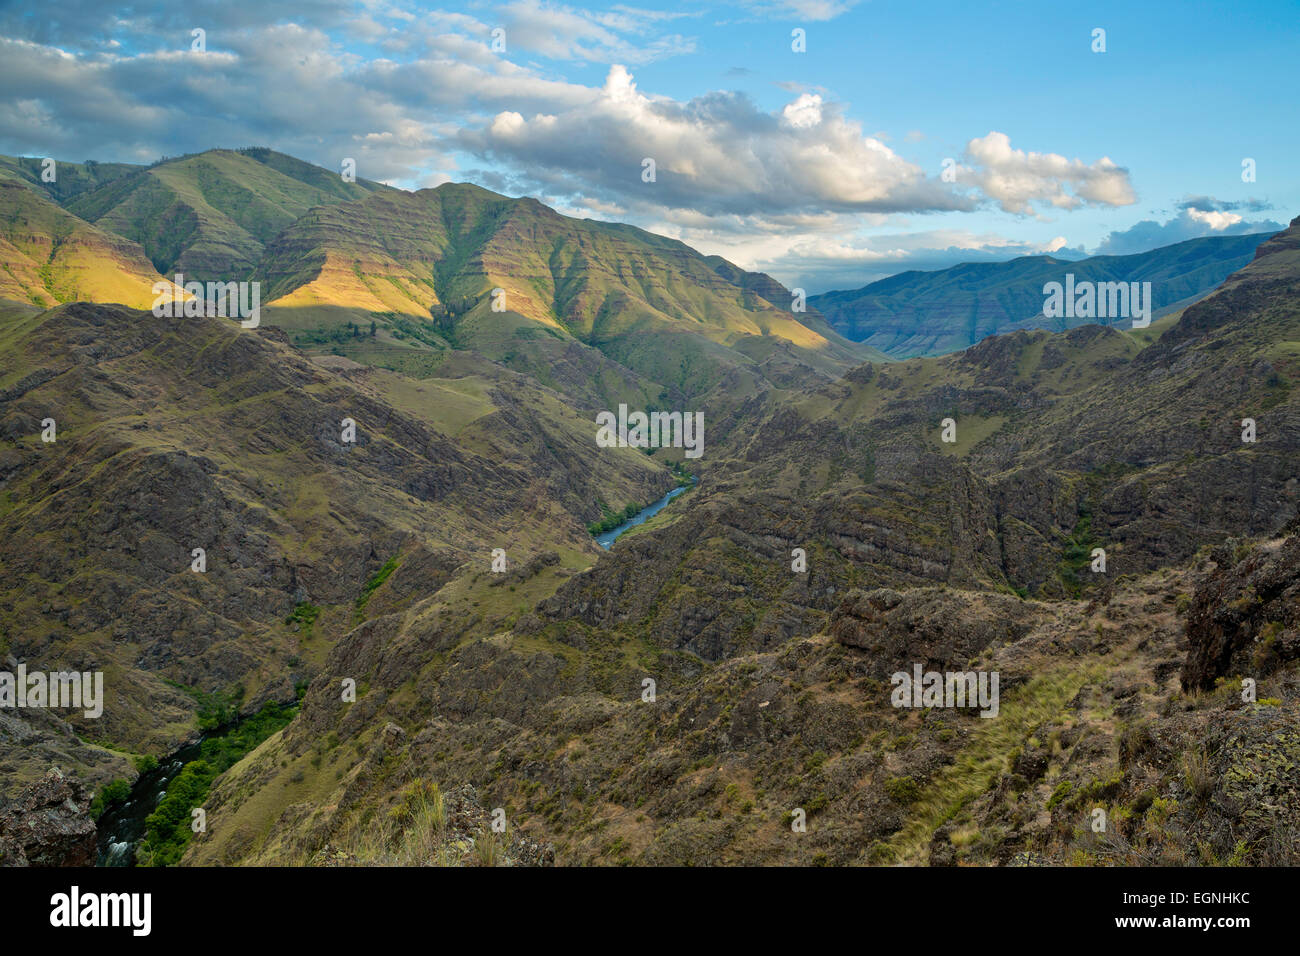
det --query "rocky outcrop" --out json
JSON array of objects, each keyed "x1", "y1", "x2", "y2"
[
  {"x1": 0, "y1": 768, "x2": 97, "y2": 866},
  {"x1": 1182, "y1": 533, "x2": 1300, "y2": 691},
  {"x1": 830, "y1": 586, "x2": 1044, "y2": 678}
]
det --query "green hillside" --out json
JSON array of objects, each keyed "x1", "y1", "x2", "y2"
[
  {"x1": 256, "y1": 181, "x2": 883, "y2": 399},
  {"x1": 64, "y1": 148, "x2": 390, "y2": 280},
  {"x1": 0, "y1": 179, "x2": 176, "y2": 308},
  {"x1": 0, "y1": 153, "x2": 142, "y2": 204}
]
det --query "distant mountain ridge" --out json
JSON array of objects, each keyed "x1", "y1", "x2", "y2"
[{"x1": 810, "y1": 231, "x2": 1278, "y2": 356}]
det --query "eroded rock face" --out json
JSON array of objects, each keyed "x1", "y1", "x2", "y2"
[
  {"x1": 1182, "y1": 532, "x2": 1300, "y2": 692},
  {"x1": 0, "y1": 768, "x2": 97, "y2": 867},
  {"x1": 830, "y1": 586, "x2": 1044, "y2": 678}
]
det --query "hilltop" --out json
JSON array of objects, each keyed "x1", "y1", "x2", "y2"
[
  {"x1": 255, "y1": 179, "x2": 881, "y2": 401},
  {"x1": 60, "y1": 148, "x2": 389, "y2": 280}
]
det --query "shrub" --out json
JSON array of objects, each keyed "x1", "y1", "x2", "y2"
[
  {"x1": 1182, "y1": 748, "x2": 1214, "y2": 805},
  {"x1": 885, "y1": 776, "x2": 922, "y2": 805},
  {"x1": 133, "y1": 754, "x2": 159, "y2": 774},
  {"x1": 90, "y1": 779, "x2": 131, "y2": 820},
  {"x1": 1046, "y1": 780, "x2": 1074, "y2": 811},
  {"x1": 286, "y1": 601, "x2": 321, "y2": 636},
  {"x1": 355, "y1": 557, "x2": 399, "y2": 615}
]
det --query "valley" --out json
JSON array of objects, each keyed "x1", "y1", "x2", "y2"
[{"x1": 0, "y1": 147, "x2": 1296, "y2": 869}]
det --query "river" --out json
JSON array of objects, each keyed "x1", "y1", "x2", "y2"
[
  {"x1": 595, "y1": 481, "x2": 692, "y2": 549},
  {"x1": 95, "y1": 737, "x2": 204, "y2": 867}
]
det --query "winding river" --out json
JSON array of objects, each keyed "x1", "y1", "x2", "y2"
[
  {"x1": 595, "y1": 481, "x2": 692, "y2": 549},
  {"x1": 95, "y1": 738, "x2": 204, "y2": 867}
]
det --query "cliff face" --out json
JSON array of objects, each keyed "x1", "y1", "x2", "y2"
[{"x1": 1182, "y1": 531, "x2": 1300, "y2": 692}]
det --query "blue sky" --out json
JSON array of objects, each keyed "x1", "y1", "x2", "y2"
[{"x1": 0, "y1": 0, "x2": 1292, "y2": 291}]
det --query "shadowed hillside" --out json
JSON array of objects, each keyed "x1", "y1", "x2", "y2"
[
  {"x1": 0, "y1": 297, "x2": 674, "y2": 794},
  {"x1": 811, "y1": 232, "x2": 1277, "y2": 356}
]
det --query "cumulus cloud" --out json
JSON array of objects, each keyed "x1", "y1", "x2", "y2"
[
  {"x1": 953, "y1": 131, "x2": 1137, "y2": 216},
  {"x1": 1186, "y1": 207, "x2": 1242, "y2": 230},
  {"x1": 0, "y1": 4, "x2": 705, "y2": 181},
  {"x1": 0, "y1": 8, "x2": 1136, "y2": 231},
  {"x1": 0, "y1": 18, "x2": 614, "y2": 181},
  {"x1": 462, "y1": 66, "x2": 971, "y2": 217},
  {"x1": 0, "y1": 32, "x2": 446, "y2": 178},
  {"x1": 461, "y1": 82, "x2": 1141, "y2": 225},
  {"x1": 1094, "y1": 198, "x2": 1283, "y2": 255}
]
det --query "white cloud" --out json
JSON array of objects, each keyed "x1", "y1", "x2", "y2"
[
  {"x1": 1186, "y1": 207, "x2": 1243, "y2": 230},
  {"x1": 955, "y1": 131, "x2": 1137, "y2": 215},
  {"x1": 781, "y1": 92, "x2": 823, "y2": 129},
  {"x1": 497, "y1": 0, "x2": 696, "y2": 64},
  {"x1": 734, "y1": 0, "x2": 863, "y2": 21},
  {"x1": 1095, "y1": 199, "x2": 1281, "y2": 255},
  {"x1": 464, "y1": 65, "x2": 971, "y2": 217}
]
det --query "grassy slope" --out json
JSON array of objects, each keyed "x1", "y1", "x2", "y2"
[
  {"x1": 65, "y1": 149, "x2": 389, "y2": 280},
  {"x1": 0, "y1": 153, "x2": 143, "y2": 204},
  {"x1": 0, "y1": 180, "x2": 176, "y2": 308},
  {"x1": 254, "y1": 182, "x2": 883, "y2": 398},
  {"x1": 0, "y1": 294, "x2": 672, "y2": 796}
]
